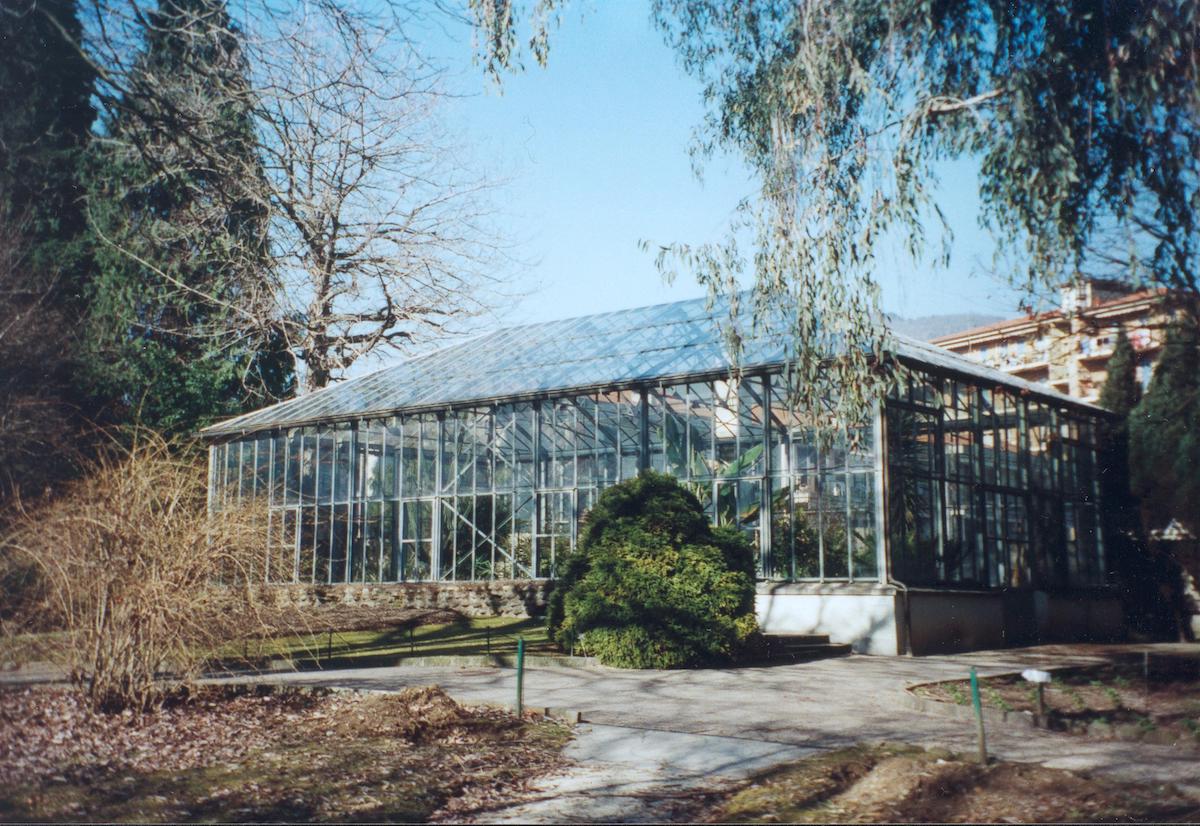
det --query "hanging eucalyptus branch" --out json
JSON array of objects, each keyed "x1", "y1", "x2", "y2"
[{"x1": 471, "y1": 0, "x2": 1200, "y2": 431}]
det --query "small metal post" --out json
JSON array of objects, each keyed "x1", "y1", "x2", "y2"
[
  {"x1": 970, "y1": 667, "x2": 988, "y2": 765},
  {"x1": 516, "y1": 637, "x2": 526, "y2": 717},
  {"x1": 327, "y1": 628, "x2": 333, "y2": 660},
  {"x1": 1021, "y1": 668, "x2": 1052, "y2": 727}
]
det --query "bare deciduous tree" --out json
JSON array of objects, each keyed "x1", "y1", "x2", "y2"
[
  {"x1": 257, "y1": 12, "x2": 503, "y2": 391},
  {"x1": 0, "y1": 433, "x2": 270, "y2": 711},
  {"x1": 69, "y1": 0, "x2": 505, "y2": 395}
]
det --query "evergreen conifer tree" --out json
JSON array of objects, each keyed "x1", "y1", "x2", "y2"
[
  {"x1": 1099, "y1": 328, "x2": 1142, "y2": 419},
  {"x1": 0, "y1": 0, "x2": 95, "y2": 290},
  {"x1": 1129, "y1": 320, "x2": 1200, "y2": 533},
  {"x1": 1097, "y1": 327, "x2": 1158, "y2": 633},
  {"x1": 0, "y1": 0, "x2": 97, "y2": 498},
  {"x1": 84, "y1": 0, "x2": 292, "y2": 433}
]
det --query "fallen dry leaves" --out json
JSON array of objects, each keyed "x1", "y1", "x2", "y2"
[
  {"x1": 0, "y1": 684, "x2": 571, "y2": 822},
  {"x1": 702, "y1": 743, "x2": 1200, "y2": 824},
  {"x1": 0, "y1": 685, "x2": 314, "y2": 787}
]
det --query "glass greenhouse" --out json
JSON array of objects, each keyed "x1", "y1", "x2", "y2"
[{"x1": 202, "y1": 296, "x2": 1115, "y2": 653}]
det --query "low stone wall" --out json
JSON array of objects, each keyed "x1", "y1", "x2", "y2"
[{"x1": 264, "y1": 580, "x2": 550, "y2": 618}]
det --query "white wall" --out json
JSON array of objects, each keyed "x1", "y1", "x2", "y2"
[
  {"x1": 755, "y1": 590, "x2": 900, "y2": 655},
  {"x1": 754, "y1": 586, "x2": 1125, "y2": 656}
]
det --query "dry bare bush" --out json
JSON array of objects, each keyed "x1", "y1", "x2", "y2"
[{"x1": 0, "y1": 433, "x2": 271, "y2": 711}]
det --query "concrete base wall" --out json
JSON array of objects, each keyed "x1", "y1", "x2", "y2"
[
  {"x1": 903, "y1": 590, "x2": 1007, "y2": 655},
  {"x1": 904, "y1": 588, "x2": 1123, "y2": 655},
  {"x1": 755, "y1": 584, "x2": 1124, "y2": 656},
  {"x1": 265, "y1": 580, "x2": 549, "y2": 617},
  {"x1": 755, "y1": 583, "x2": 901, "y2": 655},
  {"x1": 1032, "y1": 590, "x2": 1125, "y2": 643}
]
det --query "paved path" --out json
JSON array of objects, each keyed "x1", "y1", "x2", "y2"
[
  {"x1": 484, "y1": 724, "x2": 817, "y2": 823},
  {"x1": 222, "y1": 643, "x2": 1200, "y2": 821}
]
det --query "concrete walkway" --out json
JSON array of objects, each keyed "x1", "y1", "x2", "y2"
[
  {"x1": 483, "y1": 724, "x2": 817, "y2": 823},
  {"x1": 222, "y1": 643, "x2": 1200, "y2": 821}
]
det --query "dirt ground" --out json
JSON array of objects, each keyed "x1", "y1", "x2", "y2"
[
  {"x1": 912, "y1": 652, "x2": 1200, "y2": 747},
  {"x1": 0, "y1": 684, "x2": 570, "y2": 823},
  {"x1": 698, "y1": 744, "x2": 1200, "y2": 823}
]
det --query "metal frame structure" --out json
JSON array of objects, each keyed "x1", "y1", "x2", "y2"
[{"x1": 202, "y1": 295, "x2": 1108, "y2": 590}]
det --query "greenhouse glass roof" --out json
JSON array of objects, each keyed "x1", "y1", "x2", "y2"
[{"x1": 201, "y1": 294, "x2": 1101, "y2": 438}]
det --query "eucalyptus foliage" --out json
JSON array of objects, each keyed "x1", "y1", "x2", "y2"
[{"x1": 472, "y1": 0, "x2": 1200, "y2": 429}]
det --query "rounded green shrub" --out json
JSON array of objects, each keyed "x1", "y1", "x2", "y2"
[{"x1": 547, "y1": 472, "x2": 759, "y2": 668}]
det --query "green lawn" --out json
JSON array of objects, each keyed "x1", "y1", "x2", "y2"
[{"x1": 227, "y1": 616, "x2": 562, "y2": 669}]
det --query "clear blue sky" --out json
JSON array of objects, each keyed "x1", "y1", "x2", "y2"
[{"x1": 417, "y1": 1, "x2": 1027, "y2": 327}]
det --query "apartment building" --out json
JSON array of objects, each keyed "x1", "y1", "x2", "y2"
[{"x1": 931, "y1": 280, "x2": 1181, "y2": 404}]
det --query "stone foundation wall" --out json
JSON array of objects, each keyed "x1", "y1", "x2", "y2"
[{"x1": 264, "y1": 580, "x2": 550, "y2": 617}]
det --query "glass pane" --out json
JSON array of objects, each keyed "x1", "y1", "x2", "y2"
[
  {"x1": 688, "y1": 382, "x2": 715, "y2": 478},
  {"x1": 254, "y1": 437, "x2": 271, "y2": 497},
  {"x1": 380, "y1": 501, "x2": 398, "y2": 581},
  {"x1": 646, "y1": 388, "x2": 665, "y2": 473},
  {"x1": 617, "y1": 390, "x2": 641, "y2": 480},
  {"x1": 509, "y1": 491, "x2": 534, "y2": 578},
  {"x1": 440, "y1": 500, "x2": 457, "y2": 580},
  {"x1": 315, "y1": 430, "x2": 334, "y2": 504},
  {"x1": 737, "y1": 378, "x2": 765, "y2": 475},
  {"x1": 270, "y1": 434, "x2": 286, "y2": 506},
  {"x1": 594, "y1": 391, "x2": 623, "y2": 485},
  {"x1": 849, "y1": 471, "x2": 876, "y2": 579},
  {"x1": 334, "y1": 426, "x2": 353, "y2": 503},
  {"x1": 268, "y1": 508, "x2": 296, "y2": 584},
  {"x1": 402, "y1": 500, "x2": 432, "y2": 581},
  {"x1": 470, "y1": 494, "x2": 498, "y2": 579},
  {"x1": 298, "y1": 506, "x2": 315, "y2": 584},
  {"x1": 313, "y1": 506, "x2": 331, "y2": 584},
  {"x1": 493, "y1": 492, "x2": 514, "y2": 578},
  {"x1": 364, "y1": 501, "x2": 382, "y2": 582},
  {"x1": 224, "y1": 442, "x2": 240, "y2": 504},
  {"x1": 330, "y1": 504, "x2": 349, "y2": 582},
  {"x1": 575, "y1": 396, "x2": 597, "y2": 487},
  {"x1": 363, "y1": 421, "x2": 385, "y2": 500},
  {"x1": 440, "y1": 416, "x2": 458, "y2": 495},
  {"x1": 713, "y1": 379, "x2": 739, "y2": 476},
  {"x1": 820, "y1": 469, "x2": 849, "y2": 579},
  {"x1": 418, "y1": 416, "x2": 438, "y2": 496},
  {"x1": 659, "y1": 384, "x2": 690, "y2": 478},
  {"x1": 474, "y1": 410, "x2": 493, "y2": 492},
  {"x1": 513, "y1": 404, "x2": 535, "y2": 489}
]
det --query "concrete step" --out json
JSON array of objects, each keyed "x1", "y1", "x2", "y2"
[
  {"x1": 763, "y1": 633, "x2": 832, "y2": 646},
  {"x1": 760, "y1": 634, "x2": 851, "y2": 663}
]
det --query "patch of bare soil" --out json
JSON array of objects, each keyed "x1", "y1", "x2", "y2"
[
  {"x1": 0, "y1": 684, "x2": 570, "y2": 823},
  {"x1": 913, "y1": 653, "x2": 1200, "y2": 747},
  {"x1": 703, "y1": 744, "x2": 1199, "y2": 824}
]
